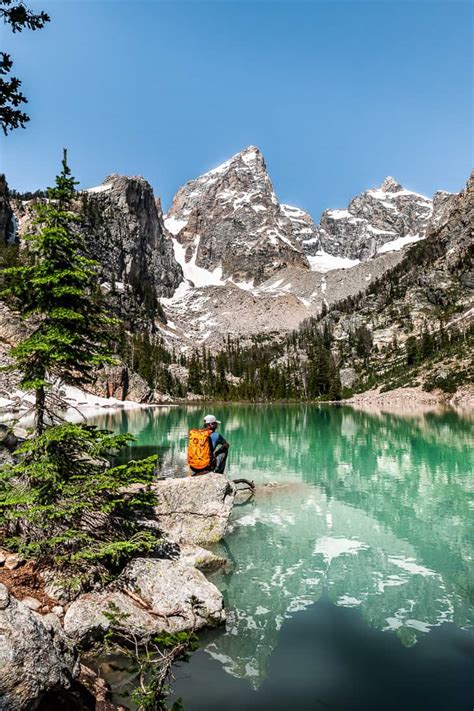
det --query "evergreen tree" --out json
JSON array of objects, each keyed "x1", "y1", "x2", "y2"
[
  {"x1": 0, "y1": 153, "x2": 162, "y2": 590},
  {"x1": 0, "y1": 1, "x2": 50, "y2": 133},
  {"x1": 1, "y1": 150, "x2": 114, "y2": 433},
  {"x1": 0, "y1": 424, "x2": 159, "y2": 585},
  {"x1": 187, "y1": 353, "x2": 202, "y2": 394}
]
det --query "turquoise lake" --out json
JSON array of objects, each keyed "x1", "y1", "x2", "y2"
[{"x1": 89, "y1": 404, "x2": 474, "y2": 710}]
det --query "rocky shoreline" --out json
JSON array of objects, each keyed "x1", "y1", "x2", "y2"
[
  {"x1": 0, "y1": 474, "x2": 235, "y2": 710},
  {"x1": 344, "y1": 383, "x2": 474, "y2": 415}
]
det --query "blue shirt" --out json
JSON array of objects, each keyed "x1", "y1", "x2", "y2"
[{"x1": 210, "y1": 431, "x2": 226, "y2": 451}]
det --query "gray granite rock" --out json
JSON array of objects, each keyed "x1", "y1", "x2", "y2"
[
  {"x1": 281, "y1": 204, "x2": 321, "y2": 255},
  {"x1": 63, "y1": 590, "x2": 160, "y2": 647},
  {"x1": 82, "y1": 174, "x2": 183, "y2": 301},
  {"x1": 339, "y1": 367, "x2": 358, "y2": 389},
  {"x1": 84, "y1": 364, "x2": 152, "y2": 403},
  {"x1": 427, "y1": 190, "x2": 457, "y2": 232},
  {"x1": 21, "y1": 596, "x2": 42, "y2": 612},
  {"x1": 119, "y1": 557, "x2": 226, "y2": 629},
  {"x1": 314, "y1": 176, "x2": 433, "y2": 261},
  {"x1": 179, "y1": 543, "x2": 227, "y2": 572},
  {"x1": 165, "y1": 146, "x2": 308, "y2": 285},
  {"x1": 152, "y1": 473, "x2": 236, "y2": 544},
  {"x1": 0, "y1": 584, "x2": 78, "y2": 710},
  {"x1": 63, "y1": 558, "x2": 225, "y2": 648}
]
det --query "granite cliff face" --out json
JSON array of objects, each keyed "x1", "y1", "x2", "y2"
[
  {"x1": 0, "y1": 175, "x2": 15, "y2": 246},
  {"x1": 322, "y1": 171, "x2": 473, "y2": 387},
  {"x1": 165, "y1": 146, "x2": 308, "y2": 286},
  {"x1": 281, "y1": 203, "x2": 321, "y2": 255},
  {"x1": 80, "y1": 174, "x2": 183, "y2": 327},
  {"x1": 312, "y1": 176, "x2": 433, "y2": 261}
]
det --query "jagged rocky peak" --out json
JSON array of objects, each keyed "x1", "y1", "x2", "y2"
[
  {"x1": 380, "y1": 176, "x2": 403, "y2": 192},
  {"x1": 312, "y1": 176, "x2": 433, "y2": 261},
  {"x1": 281, "y1": 204, "x2": 321, "y2": 255},
  {"x1": 165, "y1": 146, "x2": 308, "y2": 286},
  {"x1": 80, "y1": 174, "x2": 183, "y2": 326},
  {"x1": 427, "y1": 190, "x2": 457, "y2": 232},
  {"x1": 348, "y1": 176, "x2": 432, "y2": 232}
]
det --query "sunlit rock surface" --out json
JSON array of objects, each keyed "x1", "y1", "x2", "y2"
[
  {"x1": 0, "y1": 584, "x2": 79, "y2": 709},
  {"x1": 152, "y1": 472, "x2": 236, "y2": 544},
  {"x1": 64, "y1": 558, "x2": 225, "y2": 648}
]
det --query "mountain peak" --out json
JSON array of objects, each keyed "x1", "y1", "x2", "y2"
[
  {"x1": 380, "y1": 176, "x2": 403, "y2": 193},
  {"x1": 205, "y1": 145, "x2": 264, "y2": 178},
  {"x1": 165, "y1": 144, "x2": 308, "y2": 284},
  {"x1": 238, "y1": 145, "x2": 263, "y2": 161}
]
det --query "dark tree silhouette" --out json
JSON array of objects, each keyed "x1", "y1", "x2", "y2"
[{"x1": 0, "y1": 1, "x2": 50, "y2": 134}]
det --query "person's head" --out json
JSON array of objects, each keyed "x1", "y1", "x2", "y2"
[{"x1": 203, "y1": 414, "x2": 220, "y2": 432}]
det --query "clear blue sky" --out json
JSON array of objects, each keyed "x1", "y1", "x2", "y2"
[{"x1": 1, "y1": 0, "x2": 472, "y2": 219}]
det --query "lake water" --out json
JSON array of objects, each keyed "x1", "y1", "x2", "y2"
[{"x1": 90, "y1": 404, "x2": 474, "y2": 711}]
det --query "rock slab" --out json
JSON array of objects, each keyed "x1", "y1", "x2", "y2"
[
  {"x1": 0, "y1": 583, "x2": 78, "y2": 710},
  {"x1": 152, "y1": 473, "x2": 236, "y2": 544},
  {"x1": 64, "y1": 558, "x2": 225, "y2": 648}
]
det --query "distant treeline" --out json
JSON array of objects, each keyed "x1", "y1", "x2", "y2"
[
  {"x1": 9, "y1": 188, "x2": 47, "y2": 201},
  {"x1": 116, "y1": 322, "x2": 342, "y2": 402}
]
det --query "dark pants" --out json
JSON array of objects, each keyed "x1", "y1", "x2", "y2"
[{"x1": 214, "y1": 449, "x2": 228, "y2": 474}]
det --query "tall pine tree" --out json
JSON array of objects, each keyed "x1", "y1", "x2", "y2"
[{"x1": 2, "y1": 150, "x2": 114, "y2": 433}]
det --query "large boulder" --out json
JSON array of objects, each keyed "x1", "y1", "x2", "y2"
[
  {"x1": 85, "y1": 364, "x2": 152, "y2": 403},
  {"x1": 152, "y1": 473, "x2": 236, "y2": 544},
  {"x1": 63, "y1": 590, "x2": 160, "y2": 648},
  {"x1": 63, "y1": 558, "x2": 225, "y2": 648},
  {"x1": 0, "y1": 584, "x2": 79, "y2": 710},
  {"x1": 120, "y1": 558, "x2": 225, "y2": 629}
]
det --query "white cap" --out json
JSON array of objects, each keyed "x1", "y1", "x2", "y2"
[{"x1": 203, "y1": 414, "x2": 221, "y2": 424}]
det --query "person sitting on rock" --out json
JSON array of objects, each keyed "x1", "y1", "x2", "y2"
[
  {"x1": 205, "y1": 414, "x2": 229, "y2": 474},
  {"x1": 188, "y1": 414, "x2": 229, "y2": 476}
]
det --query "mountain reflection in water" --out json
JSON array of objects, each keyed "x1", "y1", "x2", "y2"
[
  {"x1": 171, "y1": 595, "x2": 474, "y2": 711},
  {"x1": 88, "y1": 404, "x2": 474, "y2": 707}
]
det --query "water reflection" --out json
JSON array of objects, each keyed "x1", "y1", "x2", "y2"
[
  {"x1": 171, "y1": 596, "x2": 474, "y2": 711},
  {"x1": 89, "y1": 405, "x2": 474, "y2": 689}
]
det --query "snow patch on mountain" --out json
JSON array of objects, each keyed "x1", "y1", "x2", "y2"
[
  {"x1": 307, "y1": 252, "x2": 360, "y2": 272},
  {"x1": 377, "y1": 234, "x2": 424, "y2": 254},
  {"x1": 171, "y1": 237, "x2": 225, "y2": 288},
  {"x1": 85, "y1": 183, "x2": 113, "y2": 194},
  {"x1": 165, "y1": 215, "x2": 188, "y2": 236}
]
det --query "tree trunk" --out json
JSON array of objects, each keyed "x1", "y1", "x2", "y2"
[{"x1": 35, "y1": 386, "x2": 46, "y2": 436}]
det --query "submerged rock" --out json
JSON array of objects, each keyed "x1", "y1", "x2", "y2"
[
  {"x1": 179, "y1": 543, "x2": 227, "y2": 572},
  {"x1": 0, "y1": 583, "x2": 78, "y2": 710},
  {"x1": 63, "y1": 558, "x2": 225, "y2": 648},
  {"x1": 152, "y1": 473, "x2": 236, "y2": 544}
]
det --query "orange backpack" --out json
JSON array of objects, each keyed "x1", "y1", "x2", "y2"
[{"x1": 188, "y1": 428, "x2": 212, "y2": 470}]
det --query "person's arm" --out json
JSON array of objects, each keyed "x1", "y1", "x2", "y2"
[{"x1": 216, "y1": 433, "x2": 229, "y2": 451}]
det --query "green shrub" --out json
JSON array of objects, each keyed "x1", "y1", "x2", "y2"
[{"x1": 0, "y1": 423, "x2": 161, "y2": 586}]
